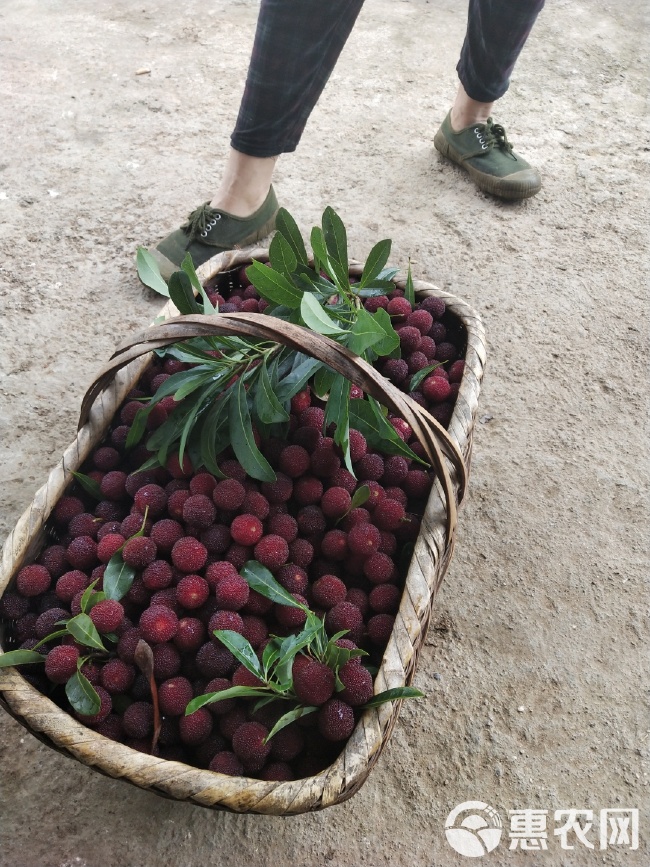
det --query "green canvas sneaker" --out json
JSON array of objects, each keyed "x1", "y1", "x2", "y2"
[
  {"x1": 152, "y1": 186, "x2": 279, "y2": 280},
  {"x1": 434, "y1": 113, "x2": 541, "y2": 200}
]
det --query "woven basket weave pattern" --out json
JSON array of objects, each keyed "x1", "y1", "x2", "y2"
[{"x1": 0, "y1": 249, "x2": 486, "y2": 814}]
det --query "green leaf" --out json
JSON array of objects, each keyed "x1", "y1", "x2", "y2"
[
  {"x1": 178, "y1": 380, "x2": 222, "y2": 469},
  {"x1": 229, "y1": 377, "x2": 276, "y2": 482},
  {"x1": 246, "y1": 260, "x2": 302, "y2": 308},
  {"x1": 404, "y1": 260, "x2": 415, "y2": 307},
  {"x1": 103, "y1": 552, "x2": 136, "y2": 602},
  {"x1": 181, "y1": 253, "x2": 218, "y2": 314},
  {"x1": 136, "y1": 247, "x2": 170, "y2": 297},
  {"x1": 0, "y1": 649, "x2": 46, "y2": 668},
  {"x1": 168, "y1": 270, "x2": 202, "y2": 315},
  {"x1": 359, "y1": 239, "x2": 392, "y2": 289},
  {"x1": 261, "y1": 637, "x2": 283, "y2": 678},
  {"x1": 255, "y1": 358, "x2": 290, "y2": 425},
  {"x1": 185, "y1": 685, "x2": 271, "y2": 715},
  {"x1": 408, "y1": 362, "x2": 443, "y2": 393},
  {"x1": 213, "y1": 629, "x2": 263, "y2": 677},
  {"x1": 32, "y1": 629, "x2": 68, "y2": 651},
  {"x1": 125, "y1": 408, "x2": 149, "y2": 450},
  {"x1": 300, "y1": 293, "x2": 345, "y2": 336},
  {"x1": 275, "y1": 355, "x2": 322, "y2": 404},
  {"x1": 66, "y1": 613, "x2": 107, "y2": 651},
  {"x1": 322, "y1": 207, "x2": 349, "y2": 289},
  {"x1": 268, "y1": 231, "x2": 298, "y2": 279},
  {"x1": 324, "y1": 374, "x2": 351, "y2": 472},
  {"x1": 346, "y1": 306, "x2": 390, "y2": 356},
  {"x1": 66, "y1": 671, "x2": 101, "y2": 716},
  {"x1": 349, "y1": 397, "x2": 428, "y2": 465},
  {"x1": 199, "y1": 393, "x2": 230, "y2": 477},
  {"x1": 362, "y1": 686, "x2": 424, "y2": 708},
  {"x1": 371, "y1": 307, "x2": 400, "y2": 357},
  {"x1": 70, "y1": 472, "x2": 103, "y2": 501},
  {"x1": 79, "y1": 578, "x2": 100, "y2": 614},
  {"x1": 275, "y1": 207, "x2": 308, "y2": 266},
  {"x1": 309, "y1": 226, "x2": 329, "y2": 275},
  {"x1": 312, "y1": 365, "x2": 337, "y2": 400},
  {"x1": 265, "y1": 705, "x2": 318, "y2": 742},
  {"x1": 241, "y1": 561, "x2": 309, "y2": 609},
  {"x1": 350, "y1": 484, "x2": 370, "y2": 509}
]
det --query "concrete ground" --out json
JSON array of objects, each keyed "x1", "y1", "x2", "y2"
[{"x1": 0, "y1": 0, "x2": 647, "y2": 865}]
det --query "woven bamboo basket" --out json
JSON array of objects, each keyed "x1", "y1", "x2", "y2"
[{"x1": 0, "y1": 249, "x2": 486, "y2": 814}]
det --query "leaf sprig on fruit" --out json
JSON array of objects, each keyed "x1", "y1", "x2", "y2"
[
  {"x1": 135, "y1": 207, "x2": 427, "y2": 482},
  {"x1": 185, "y1": 561, "x2": 422, "y2": 742}
]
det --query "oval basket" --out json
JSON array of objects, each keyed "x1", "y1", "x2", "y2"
[{"x1": 0, "y1": 250, "x2": 486, "y2": 814}]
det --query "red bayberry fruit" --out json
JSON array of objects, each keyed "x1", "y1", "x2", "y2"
[
  {"x1": 139, "y1": 605, "x2": 179, "y2": 643},
  {"x1": 171, "y1": 537, "x2": 208, "y2": 573},
  {"x1": 45, "y1": 645, "x2": 79, "y2": 684},
  {"x1": 90, "y1": 599, "x2": 124, "y2": 633},
  {"x1": 16, "y1": 564, "x2": 52, "y2": 597},
  {"x1": 292, "y1": 657, "x2": 335, "y2": 705},
  {"x1": 318, "y1": 698, "x2": 355, "y2": 742},
  {"x1": 122, "y1": 536, "x2": 157, "y2": 569},
  {"x1": 254, "y1": 535, "x2": 289, "y2": 570},
  {"x1": 230, "y1": 514, "x2": 263, "y2": 547},
  {"x1": 176, "y1": 574, "x2": 210, "y2": 609}
]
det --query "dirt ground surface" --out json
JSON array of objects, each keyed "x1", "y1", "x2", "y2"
[{"x1": 0, "y1": 0, "x2": 648, "y2": 865}]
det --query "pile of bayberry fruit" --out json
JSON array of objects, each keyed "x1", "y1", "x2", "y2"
[{"x1": 0, "y1": 209, "x2": 466, "y2": 781}]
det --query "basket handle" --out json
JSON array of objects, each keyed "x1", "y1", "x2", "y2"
[{"x1": 79, "y1": 313, "x2": 467, "y2": 546}]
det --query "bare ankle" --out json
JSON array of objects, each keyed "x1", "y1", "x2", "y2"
[
  {"x1": 209, "y1": 149, "x2": 278, "y2": 216},
  {"x1": 450, "y1": 83, "x2": 494, "y2": 133}
]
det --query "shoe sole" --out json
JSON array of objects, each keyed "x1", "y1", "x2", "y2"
[
  {"x1": 434, "y1": 130, "x2": 541, "y2": 200},
  {"x1": 151, "y1": 212, "x2": 279, "y2": 283}
]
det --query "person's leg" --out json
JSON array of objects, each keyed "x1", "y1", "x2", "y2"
[
  {"x1": 435, "y1": 0, "x2": 546, "y2": 199},
  {"x1": 212, "y1": 0, "x2": 365, "y2": 216},
  {"x1": 154, "y1": 0, "x2": 364, "y2": 276}
]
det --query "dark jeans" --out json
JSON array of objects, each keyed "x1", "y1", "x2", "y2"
[{"x1": 231, "y1": 0, "x2": 545, "y2": 158}]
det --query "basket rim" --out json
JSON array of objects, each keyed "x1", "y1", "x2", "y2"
[{"x1": 0, "y1": 247, "x2": 486, "y2": 814}]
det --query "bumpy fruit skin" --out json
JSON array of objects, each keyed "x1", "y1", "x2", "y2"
[
  {"x1": 175, "y1": 575, "x2": 210, "y2": 610},
  {"x1": 338, "y1": 661, "x2": 374, "y2": 706},
  {"x1": 407, "y1": 308, "x2": 434, "y2": 335},
  {"x1": 139, "y1": 605, "x2": 179, "y2": 643},
  {"x1": 174, "y1": 617, "x2": 206, "y2": 653},
  {"x1": 122, "y1": 537, "x2": 157, "y2": 570},
  {"x1": 369, "y1": 583, "x2": 401, "y2": 614},
  {"x1": 96, "y1": 533, "x2": 126, "y2": 564},
  {"x1": 363, "y1": 552, "x2": 395, "y2": 584},
  {"x1": 261, "y1": 473, "x2": 293, "y2": 505},
  {"x1": 254, "y1": 535, "x2": 289, "y2": 570},
  {"x1": 318, "y1": 698, "x2": 355, "y2": 742},
  {"x1": 142, "y1": 559, "x2": 174, "y2": 591},
  {"x1": 386, "y1": 296, "x2": 412, "y2": 320},
  {"x1": 100, "y1": 658, "x2": 135, "y2": 694},
  {"x1": 347, "y1": 523, "x2": 381, "y2": 557},
  {"x1": 182, "y1": 494, "x2": 217, "y2": 529},
  {"x1": 292, "y1": 657, "x2": 335, "y2": 706},
  {"x1": 320, "y1": 487, "x2": 351, "y2": 520},
  {"x1": 311, "y1": 575, "x2": 347, "y2": 610},
  {"x1": 422, "y1": 375, "x2": 451, "y2": 403},
  {"x1": 44, "y1": 645, "x2": 79, "y2": 684},
  {"x1": 171, "y1": 538, "x2": 208, "y2": 573},
  {"x1": 123, "y1": 701, "x2": 154, "y2": 738},
  {"x1": 65, "y1": 536, "x2": 98, "y2": 571},
  {"x1": 212, "y1": 479, "x2": 246, "y2": 511},
  {"x1": 356, "y1": 454, "x2": 384, "y2": 482},
  {"x1": 230, "y1": 514, "x2": 263, "y2": 547},
  {"x1": 214, "y1": 575, "x2": 250, "y2": 611},
  {"x1": 16, "y1": 564, "x2": 52, "y2": 598},
  {"x1": 325, "y1": 602, "x2": 364, "y2": 645},
  {"x1": 133, "y1": 484, "x2": 168, "y2": 517},
  {"x1": 274, "y1": 594, "x2": 308, "y2": 629},
  {"x1": 278, "y1": 445, "x2": 311, "y2": 479},
  {"x1": 231, "y1": 721, "x2": 271, "y2": 771},
  {"x1": 420, "y1": 295, "x2": 445, "y2": 319},
  {"x1": 209, "y1": 610, "x2": 245, "y2": 636},
  {"x1": 367, "y1": 613, "x2": 395, "y2": 645},
  {"x1": 179, "y1": 708, "x2": 213, "y2": 745},
  {"x1": 209, "y1": 751, "x2": 244, "y2": 776},
  {"x1": 90, "y1": 599, "x2": 124, "y2": 633}
]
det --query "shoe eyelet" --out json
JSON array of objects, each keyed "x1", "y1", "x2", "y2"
[
  {"x1": 208, "y1": 219, "x2": 217, "y2": 228},
  {"x1": 200, "y1": 230, "x2": 208, "y2": 238},
  {"x1": 481, "y1": 144, "x2": 488, "y2": 150},
  {"x1": 214, "y1": 214, "x2": 222, "y2": 220},
  {"x1": 474, "y1": 127, "x2": 480, "y2": 133}
]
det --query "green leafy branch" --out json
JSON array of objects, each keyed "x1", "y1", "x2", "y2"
[
  {"x1": 136, "y1": 206, "x2": 428, "y2": 482},
  {"x1": 185, "y1": 561, "x2": 423, "y2": 741}
]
